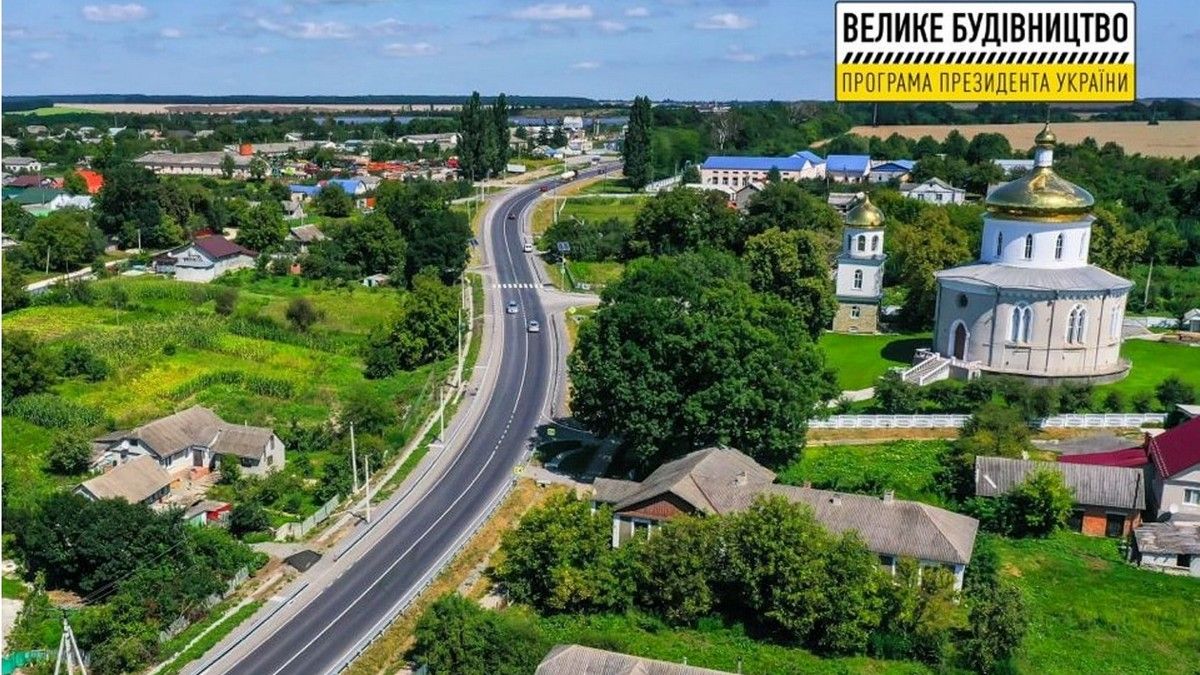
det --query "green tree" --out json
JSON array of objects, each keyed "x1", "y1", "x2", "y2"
[
  {"x1": 47, "y1": 431, "x2": 92, "y2": 475},
  {"x1": 744, "y1": 181, "x2": 843, "y2": 245},
  {"x1": 743, "y1": 227, "x2": 837, "y2": 339},
  {"x1": 342, "y1": 388, "x2": 392, "y2": 435},
  {"x1": 412, "y1": 593, "x2": 547, "y2": 675},
  {"x1": 57, "y1": 342, "x2": 110, "y2": 381},
  {"x1": 939, "y1": 403, "x2": 1034, "y2": 501},
  {"x1": 681, "y1": 164, "x2": 701, "y2": 184},
  {"x1": 635, "y1": 516, "x2": 719, "y2": 625},
  {"x1": 628, "y1": 187, "x2": 742, "y2": 256},
  {"x1": 623, "y1": 95, "x2": 654, "y2": 188},
  {"x1": 285, "y1": 297, "x2": 323, "y2": 332},
  {"x1": 249, "y1": 156, "x2": 268, "y2": 181},
  {"x1": 214, "y1": 286, "x2": 239, "y2": 316},
  {"x1": 891, "y1": 209, "x2": 971, "y2": 330},
  {"x1": 941, "y1": 130, "x2": 969, "y2": 158},
  {"x1": 64, "y1": 171, "x2": 89, "y2": 195},
  {"x1": 490, "y1": 92, "x2": 511, "y2": 175},
  {"x1": 404, "y1": 209, "x2": 472, "y2": 284},
  {"x1": 2, "y1": 331, "x2": 55, "y2": 403},
  {"x1": 3, "y1": 199, "x2": 36, "y2": 238},
  {"x1": 572, "y1": 254, "x2": 835, "y2": 471},
  {"x1": 457, "y1": 91, "x2": 488, "y2": 180},
  {"x1": 229, "y1": 501, "x2": 270, "y2": 537},
  {"x1": 94, "y1": 162, "x2": 161, "y2": 247},
  {"x1": 365, "y1": 271, "x2": 459, "y2": 377},
  {"x1": 875, "y1": 370, "x2": 921, "y2": 413},
  {"x1": 1156, "y1": 374, "x2": 1196, "y2": 409},
  {"x1": 220, "y1": 153, "x2": 236, "y2": 179},
  {"x1": 314, "y1": 183, "x2": 353, "y2": 218},
  {"x1": 237, "y1": 201, "x2": 288, "y2": 253},
  {"x1": 958, "y1": 581, "x2": 1028, "y2": 674},
  {"x1": 322, "y1": 212, "x2": 407, "y2": 278},
  {"x1": 19, "y1": 208, "x2": 101, "y2": 271},
  {"x1": 1088, "y1": 207, "x2": 1148, "y2": 275},
  {"x1": 965, "y1": 132, "x2": 1014, "y2": 164},
  {"x1": 997, "y1": 469, "x2": 1075, "y2": 537},
  {"x1": 2, "y1": 264, "x2": 30, "y2": 313}
]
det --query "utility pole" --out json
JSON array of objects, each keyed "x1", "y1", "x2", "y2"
[
  {"x1": 46, "y1": 246, "x2": 51, "y2": 275},
  {"x1": 350, "y1": 422, "x2": 359, "y2": 493},
  {"x1": 438, "y1": 384, "x2": 446, "y2": 441},
  {"x1": 54, "y1": 614, "x2": 87, "y2": 675},
  {"x1": 1143, "y1": 257, "x2": 1154, "y2": 311},
  {"x1": 363, "y1": 455, "x2": 371, "y2": 523}
]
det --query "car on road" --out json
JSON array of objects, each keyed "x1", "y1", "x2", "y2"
[
  {"x1": 527, "y1": 320, "x2": 540, "y2": 333},
  {"x1": 507, "y1": 212, "x2": 516, "y2": 220},
  {"x1": 539, "y1": 185, "x2": 549, "y2": 192},
  {"x1": 523, "y1": 242, "x2": 534, "y2": 253},
  {"x1": 506, "y1": 300, "x2": 519, "y2": 314}
]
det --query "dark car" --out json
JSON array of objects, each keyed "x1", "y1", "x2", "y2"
[
  {"x1": 507, "y1": 212, "x2": 516, "y2": 220},
  {"x1": 539, "y1": 185, "x2": 549, "y2": 192}
]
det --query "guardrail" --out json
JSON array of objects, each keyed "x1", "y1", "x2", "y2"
[{"x1": 810, "y1": 413, "x2": 1167, "y2": 429}]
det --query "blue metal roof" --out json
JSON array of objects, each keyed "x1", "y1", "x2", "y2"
[
  {"x1": 326, "y1": 178, "x2": 364, "y2": 194},
  {"x1": 289, "y1": 184, "x2": 320, "y2": 196},
  {"x1": 871, "y1": 160, "x2": 915, "y2": 172},
  {"x1": 825, "y1": 154, "x2": 871, "y2": 174},
  {"x1": 701, "y1": 155, "x2": 810, "y2": 171},
  {"x1": 792, "y1": 150, "x2": 825, "y2": 165}
]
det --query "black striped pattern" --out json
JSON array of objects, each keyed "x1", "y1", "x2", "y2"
[{"x1": 841, "y1": 51, "x2": 1130, "y2": 65}]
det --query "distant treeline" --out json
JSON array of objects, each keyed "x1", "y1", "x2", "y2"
[
  {"x1": 4, "y1": 93, "x2": 597, "y2": 107},
  {"x1": 5, "y1": 97, "x2": 54, "y2": 112}
]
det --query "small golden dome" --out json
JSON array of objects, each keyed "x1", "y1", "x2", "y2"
[
  {"x1": 844, "y1": 194, "x2": 885, "y2": 229},
  {"x1": 1035, "y1": 122, "x2": 1057, "y2": 146}
]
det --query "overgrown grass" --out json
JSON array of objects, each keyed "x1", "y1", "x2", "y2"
[
  {"x1": 1094, "y1": 339, "x2": 1200, "y2": 406},
  {"x1": 2, "y1": 576, "x2": 29, "y2": 600},
  {"x1": 577, "y1": 178, "x2": 636, "y2": 194},
  {"x1": 819, "y1": 332, "x2": 931, "y2": 391},
  {"x1": 995, "y1": 532, "x2": 1200, "y2": 674},
  {"x1": 778, "y1": 440, "x2": 949, "y2": 507},
  {"x1": 156, "y1": 600, "x2": 264, "y2": 675},
  {"x1": 566, "y1": 260, "x2": 624, "y2": 290},
  {"x1": 532, "y1": 195, "x2": 648, "y2": 238}
]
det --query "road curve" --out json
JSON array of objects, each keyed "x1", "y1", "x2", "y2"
[{"x1": 210, "y1": 166, "x2": 615, "y2": 675}]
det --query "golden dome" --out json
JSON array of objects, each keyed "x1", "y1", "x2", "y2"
[
  {"x1": 985, "y1": 125, "x2": 1093, "y2": 221},
  {"x1": 844, "y1": 195, "x2": 885, "y2": 229}
]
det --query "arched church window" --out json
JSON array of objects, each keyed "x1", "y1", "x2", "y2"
[
  {"x1": 857, "y1": 235, "x2": 866, "y2": 252},
  {"x1": 871, "y1": 235, "x2": 879, "y2": 252},
  {"x1": 1079, "y1": 231, "x2": 1088, "y2": 258},
  {"x1": 1067, "y1": 304, "x2": 1088, "y2": 344},
  {"x1": 996, "y1": 231, "x2": 1004, "y2": 256},
  {"x1": 1009, "y1": 304, "x2": 1033, "y2": 343},
  {"x1": 847, "y1": 235, "x2": 852, "y2": 250},
  {"x1": 1024, "y1": 233, "x2": 1034, "y2": 259},
  {"x1": 1109, "y1": 306, "x2": 1120, "y2": 339},
  {"x1": 853, "y1": 269, "x2": 863, "y2": 289},
  {"x1": 1054, "y1": 233, "x2": 1064, "y2": 260}
]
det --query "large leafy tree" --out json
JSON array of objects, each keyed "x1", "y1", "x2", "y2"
[
  {"x1": 2, "y1": 331, "x2": 55, "y2": 403},
  {"x1": 457, "y1": 91, "x2": 490, "y2": 180},
  {"x1": 628, "y1": 187, "x2": 742, "y2": 257},
  {"x1": 3, "y1": 200, "x2": 36, "y2": 238},
  {"x1": 890, "y1": 208, "x2": 971, "y2": 330},
  {"x1": 94, "y1": 162, "x2": 161, "y2": 247},
  {"x1": 313, "y1": 183, "x2": 353, "y2": 218},
  {"x1": 1089, "y1": 206, "x2": 1149, "y2": 276},
  {"x1": 364, "y1": 271, "x2": 459, "y2": 377},
  {"x1": 236, "y1": 201, "x2": 288, "y2": 253},
  {"x1": 635, "y1": 516, "x2": 719, "y2": 624},
  {"x1": 959, "y1": 581, "x2": 1028, "y2": 674},
  {"x1": 571, "y1": 253, "x2": 836, "y2": 472},
  {"x1": 412, "y1": 593, "x2": 547, "y2": 675},
  {"x1": 623, "y1": 95, "x2": 654, "y2": 188},
  {"x1": 744, "y1": 182, "x2": 842, "y2": 245},
  {"x1": 743, "y1": 227, "x2": 837, "y2": 339},
  {"x1": 489, "y1": 92, "x2": 510, "y2": 175},
  {"x1": 404, "y1": 209, "x2": 472, "y2": 284},
  {"x1": 326, "y1": 212, "x2": 407, "y2": 278},
  {"x1": 17, "y1": 208, "x2": 102, "y2": 271}
]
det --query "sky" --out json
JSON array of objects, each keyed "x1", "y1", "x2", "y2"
[{"x1": 3, "y1": 1, "x2": 1198, "y2": 100}]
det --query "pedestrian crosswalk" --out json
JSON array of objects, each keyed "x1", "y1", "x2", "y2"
[{"x1": 493, "y1": 283, "x2": 542, "y2": 289}]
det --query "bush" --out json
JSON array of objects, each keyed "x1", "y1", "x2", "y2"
[
  {"x1": 285, "y1": 297, "x2": 323, "y2": 332},
  {"x1": 1156, "y1": 375, "x2": 1196, "y2": 410},
  {"x1": 214, "y1": 286, "x2": 239, "y2": 316},
  {"x1": 47, "y1": 432, "x2": 92, "y2": 475},
  {"x1": 57, "y1": 342, "x2": 111, "y2": 382},
  {"x1": 976, "y1": 470, "x2": 1075, "y2": 537},
  {"x1": 229, "y1": 501, "x2": 271, "y2": 538}
]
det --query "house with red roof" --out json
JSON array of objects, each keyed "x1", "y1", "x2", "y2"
[
  {"x1": 1061, "y1": 416, "x2": 1200, "y2": 522},
  {"x1": 154, "y1": 235, "x2": 257, "y2": 283},
  {"x1": 76, "y1": 169, "x2": 104, "y2": 194}
]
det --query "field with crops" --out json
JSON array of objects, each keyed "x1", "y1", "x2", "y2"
[
  {"x1": 841, "y1": 121, "x2": 1200, "y2": 158},
  {"x1": 1, "y1": 273, "x2": 450, "y2": 517}
]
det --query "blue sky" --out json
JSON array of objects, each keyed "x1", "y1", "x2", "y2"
[{"x1": 3, "y1": 1, "x2": 1197, "y2": 100}]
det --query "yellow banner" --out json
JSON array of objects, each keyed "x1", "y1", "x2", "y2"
[{"x1": 836, "y1": 63, "x2": 1135, "y2": 102}]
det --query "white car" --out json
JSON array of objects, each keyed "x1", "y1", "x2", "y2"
[
  {"x1": 506, "y1": 301, "x2": 519, "y2": 314},
  {"x1": 527, "y1": 320, "x2": 540, "y2": 333},
  {"x1": 523, "y1": 242, "x2": 534, "y2": 253}
]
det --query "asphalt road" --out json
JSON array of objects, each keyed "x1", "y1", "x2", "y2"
[{"x1": 215, "y1": 166, "x2": 616, "y2": 675}]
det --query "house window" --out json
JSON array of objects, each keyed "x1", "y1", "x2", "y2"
[
  {"x1": 1054, "y1": 233, "x2": 1064, "y2": 260},
  {"x1": 996, "y1": 231, "x2": 1004, "y2": 256},
  {"x1": 851, "y1": 305, "x2": 861, "y2": 318},
  {"x1": 1067, "y1": 510, "x2": 1084, "y2": 532},
  {"x1": 853, "y1": 270, "x2": 864, "y2": 289},
  {"x1": 1067, "y1": 304, "x2": 1088, "y2": 344},
  {"x1": 1023, "y1": 233, "x2": 1034, "y2": 259},
  {"x1": 857, "y1": 235, "x2": 866, "y2": 252},
  {"x1": 871, "y1": 235, "x2": 879, "y2": 252},
  {"x1": 1184, "y1": 488, "x2": 1200, "y2": 505},
  {"x1": 1104, "y1": 513, "x2": 1125, "y2": 538},
  {"x1": 632, "y1": 519, "x2": 652, "y2": 539},
  {"x1": 847, "y1": 235, "x2": 852, "y2": 251},
  {"x1": 1178, "y1": 554, "x2": 1194, "y2": 568},
  {"x1": 878, "y1": 554, "x2": 895, "y2": 568}
]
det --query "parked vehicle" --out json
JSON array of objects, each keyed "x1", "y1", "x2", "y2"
[{"x1": 523, "y1": 242, "x2": 534, "y2": 253}]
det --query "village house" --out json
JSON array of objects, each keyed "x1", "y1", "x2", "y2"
[
  {"x1": 399, "y1": 132, "x2": 461, "y2": 151},
  {"x1": 974, "y1": 456, "x2": 1145, "y2": 537},
  {"x1": 2, "y1": 156, "x2": 42, "y2": 173},
  {"x1": 135, "y1": 150, "x2": 253, "y2": 178},
  {"x1": 91, "y1": 405, "x2": 286, "y2": 478},
  {"x1": 76, "y1": 456, "x2": 172, "y2": 506},
  {"x1": 287, "y1": 224, "x2": 325, "y2": 253},
  {"x1": 154, "y1": 235, "x2": 257, "y2": 283},
  {"x1": 1183, "y1": 308, "x2": 1200, "y2": 332},
  {"x1": 74, "y1": 169, "x2": 104, "y2": 194},
  {"x1": 900, "y1": 177, "x2": 967, "y2": 205},
  {"x1": 184, "y1": 499, "x2": 232, "y2": 526},
  {"x1": 825, "y1": 154, "x2": 872, "y2": 183},
  {"x1": 868, "y1": 159, "x2": 915, "y2": 183},
  {"x1": 699, "y1": 151, "x2": 825, "y2": 187},
  {"x1": 47, "y1": 194, "x2": 94, "y2": 211},
  {"x1": 281, "y1": 200, "x2": 306, "y2": 221},
  {"x1": 1131, "y1": 523, "x2": 1200, "y2": 577},
  {"x1": 592, "y1": 447, "x2": 978, "y2": 588}
]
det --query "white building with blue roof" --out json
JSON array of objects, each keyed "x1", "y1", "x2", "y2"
[
  {"x1": 699, "y1": 151, "x2": 825, "y2": 188},
  {"x1": 869, "y1": 159, "x2": 915, "y2": 183},
  {"x1": 825, "y1": 155, "x2": 872, "y2": 183}
]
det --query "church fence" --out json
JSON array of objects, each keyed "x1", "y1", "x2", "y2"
[{"x1": 810, "y1": 413, "x2": 1166, "y2": 430}]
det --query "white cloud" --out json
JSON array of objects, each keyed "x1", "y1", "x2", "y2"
[
  {"x1": 694, "y1": 12, "x2": 754, "y2": 30},
  {"x1": 31, "y1": 51, "x2": 52, "y2": 62},
  {"x1": 597, "y1": 20, "x2": 627, "y2": 33},
  {"x1": 511, "y1": 3, "x2": 594, "y2": 21},
  {"x1": 370, "y1": 19, "x2": 424, "y2": 35},
  {"x1": 256, "y1": 17, "x2": 354, "y2": 39},
  {"x1": 724, "y1": 45, "x2": 758, "y2": 62},
  {"x1": 82, "y1": 3, "x2": 149, "y2": 23},
  {"x1": 625, "y1": 6, "x2": 650, "y2": 17},
  {"x1": 159, "y1": 27, "x2": 183, "y2": 39},
  {"x1": 382, "y1": 42, "x2": 439, "y2": 57},
  {"x1": 571, "y1": 60, "x2": 601, "y2": 69}
]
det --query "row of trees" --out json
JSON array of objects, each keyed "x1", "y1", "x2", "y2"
[{"x1": 457, "y1": 91, "x2": 511, "y2": 180}]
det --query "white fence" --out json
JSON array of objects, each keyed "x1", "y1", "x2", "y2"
[
  {"x1": 275, "y1": 495, "x2": 341, "y2": 541},
  {"x1": 810, "y1": 413, "x2": 1166, "y2": 430}
]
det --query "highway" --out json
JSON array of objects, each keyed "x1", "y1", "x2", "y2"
[{"x1": 205, "y1": 166, "x2": 615, "y2": 675}]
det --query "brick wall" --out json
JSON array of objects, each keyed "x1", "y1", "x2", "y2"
[{"x1": 832, "y1": 302, "x2": 879, "y2": 333}]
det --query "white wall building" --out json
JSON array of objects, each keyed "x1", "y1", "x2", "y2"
[
  {"x1": 901, "y1": 177, "x2": 966, "y2": 205},
  {"x1": 154, "y1": 235, "x2": 258, "y2": 283},
  {"x1": 832, "y1": 196, "x2": 886, "y2": 333}
]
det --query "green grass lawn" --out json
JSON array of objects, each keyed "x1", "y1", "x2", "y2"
[
  {"x1": 15, "y1": 106, "x2": 98, "y2": 116},
  {"x1": 819, "y1": 332, "x2": 931, "y2": 390},
  {"x1": 577, "y1": 178, "x2": 636, "y2": 195},
  {"x1": 530, "y1": 612, "x2": 929, "y2": 675},
  {"x1": 995, "y1": 532, "x2": 1200, "y2": 674},
  {"x1": 777, "y1": 440, "x2": 949, "y2": 507},
  {"x1": 2, "y1": 576, "x2": 29, "y2": 600},
  {"x1": 1094, "y1": 339, "x2": 1200, "y2": 405},
  {"x1": 565, "y1": 260, "x2": 624, "y2": 290}
]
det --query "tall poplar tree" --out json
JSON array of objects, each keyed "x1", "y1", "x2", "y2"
[
  {"x1": 490, "y1": 93, "x2": 511, "y2": 174},
  {"x1": 623, "y1": 95, "x2": 654, "y2": 189},
  {"x1": 457, "y1": 91, "x2": 485, "y2": 180}
]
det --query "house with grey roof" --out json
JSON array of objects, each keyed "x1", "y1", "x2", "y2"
[
  {"x1": 536, "y1": 644, "x2": 733, "y2": 675},
  {"x1": 76, "y1": 456, "x2": 172, "y2": 506},
  {"x1": 287, "y1": 223, "x2": 325, "y2": 253},
  {"x1": 974, "y1": 456, "x2": 1145, "y2": 537},
  {"x1": 1131, "y1": 523, "x2": 1200, "y2": 577},
  {"x1": 900, "y1": 177, "x2": 966, "y2": 205},
  {"x1": 91, "y1": 405, "x2": 285, "y2": 478},
  {"x1": 593, "y1": 447, "x2": 979, "y2": 588},
  {"x1": 1184, "y1": 308, "x2": 1200, "y2": 332}
]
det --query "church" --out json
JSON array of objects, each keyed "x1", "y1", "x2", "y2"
[{"x1": 928, "y1": 124, "x2": 1133, "y2": 384}]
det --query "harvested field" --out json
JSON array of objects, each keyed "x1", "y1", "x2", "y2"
[{"x1": 841, "y1": 121, "x2": 1200, "y2": 158}]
